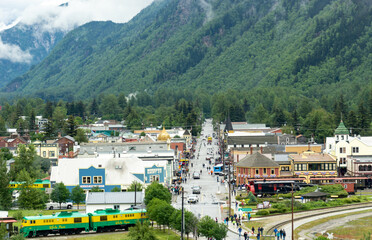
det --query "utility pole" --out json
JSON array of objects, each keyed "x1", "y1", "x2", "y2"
[
  {"x1": 181, "y1": 188, "x2": 184, "y2": 240},
  {"x1": 134, "y1": 184, "x2": 137, "y2": 206},
  {"x1": 228, "y1": 154, "x2": 232, "y2": 217},
  {"x1": 291, "y1": 183, "x2": 294, "y2": 240}
]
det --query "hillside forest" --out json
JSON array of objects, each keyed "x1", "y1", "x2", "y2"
[{"x1": 0, "y1": 87, "x2": 371, "y2": 143}]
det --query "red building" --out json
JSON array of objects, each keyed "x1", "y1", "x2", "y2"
[
  {"x1": 236, "y1": 152, "x2": 280, "y2": 185},
  {"x1": 54, "y1": 136, "x2": 75, "y2": 156}
]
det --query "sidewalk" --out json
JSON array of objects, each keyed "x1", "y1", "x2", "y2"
[{"x1": 223, "y1": 201, "x2": 272, "y2": 239}]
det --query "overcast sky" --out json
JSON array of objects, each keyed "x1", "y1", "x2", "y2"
[{"x1": 0, "y1": 0, "x2": 154, "y2": 63}]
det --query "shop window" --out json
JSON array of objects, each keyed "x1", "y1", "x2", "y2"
[
  {"x1": 93, "y1": 176, "x2": 102, "y2": 184},
  {"x1": 150, "y1": 175, "x2": 160, "y2": 182},
  {"x1": 82, "y1": 176, "x2": 91, "y2": 184},
  {"x1": 49, "y1": 151, "x2": 55, "y2": 157}
]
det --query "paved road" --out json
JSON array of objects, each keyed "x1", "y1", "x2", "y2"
[{"x1": 173, "y1": 119, "x2": 239, "y2": 239}]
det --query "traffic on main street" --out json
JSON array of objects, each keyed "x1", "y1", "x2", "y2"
[{"x1": 173, "y1": 119, "x2": 239, "y2": 239}]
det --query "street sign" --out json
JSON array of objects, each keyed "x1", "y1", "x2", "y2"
[{"x1": 238, "y1": 208, "x2": 252, "y2": 212}]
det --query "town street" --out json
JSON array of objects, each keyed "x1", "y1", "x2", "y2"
[{"x1": 173, "y1": 119, "x2": 239, "y2": 239}]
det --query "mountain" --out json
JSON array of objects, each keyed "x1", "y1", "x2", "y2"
[
  {"x1": 0, "y1": 23, "x2": 66, "y2": 87},
  {"x1": 3, "y1": 0, "x2": 372, "y2": 101}
]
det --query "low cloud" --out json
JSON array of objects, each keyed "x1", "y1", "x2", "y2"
[
  {"x1": 0, "y1": 38, "x2": 32, "y2": 63},
  {"x1": 2, "y1": 0, "x2": 154, "y2": 33}
]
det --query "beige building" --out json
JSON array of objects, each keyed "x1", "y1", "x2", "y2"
[
  {"x1": 289, "y1": 151, "x2": 337, "y2": 183},
  {"x1": 325, "y1": 121, "x2": 372, "y2": 176}
]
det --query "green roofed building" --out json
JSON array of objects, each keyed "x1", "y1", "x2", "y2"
[{"x1": 334, "y1": 121, "x2": 349, "y2": 135}]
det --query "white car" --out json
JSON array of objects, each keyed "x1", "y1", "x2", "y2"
[
  {"x1": 187, "y1": 195, "x2": 199, "y2": 204},
  {"x1": 46, "y1": 201, "x2": 73, "y2": 210}
]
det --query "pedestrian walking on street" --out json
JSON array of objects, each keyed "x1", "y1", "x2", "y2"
[
  {"x1": 279, "y1": 229, "x2": 283, "y2": 239},
  {"x1": 238, "y1": 227, "x2": 242, "y2": 238},
  {"x1": 260, "y1": 227, "x2": 264, "y2": 235},
  {"x1": 215, "y1": 217, "x2": 218, "y2": 223},
  {"x1": 282, "y1": 230, "x2": 286, "y2": 240},
  {"x1": 225, "y1": 217, "x2": 229, "y2": 226},
  {"x1": 248, "y1": 212, "x2": 251, "y2": 221},
  {"x1": 276, "y1": 231, "x2": 280, "y2": 240},
  {"x1": 244, "y1": 231, "x2": 248, "y2": 240},
  {"x1": 235, "y1": 201, "x2": 238, "y2": 209},
  {"x1": 257, "y1": 232, "x2": 260, "y2": 240},
  {"x1": 257, "y1": 227, "x2": 261, "y2": 235},
  {"x1": 251, "y1": 226, "x2": 255, "y2": 234}
]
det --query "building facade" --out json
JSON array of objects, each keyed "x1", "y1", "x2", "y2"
[
  {"x1": 289, "y1": 151, "x2": 337, "y2": 183},
  {"x1": 325, "y1": 121, "x2": 372, "y2": 176}
]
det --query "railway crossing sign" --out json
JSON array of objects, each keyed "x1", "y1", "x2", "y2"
[{"x1": 238, "y1": 208, "x2": 252, "y2": 212}]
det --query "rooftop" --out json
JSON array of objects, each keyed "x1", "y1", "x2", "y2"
[
  {"x1": 236, "y1": 152, "x2": 279, "y2": 168},
  {"x1": 86, "y1": 192, "x2": 144, "y2": 204}
]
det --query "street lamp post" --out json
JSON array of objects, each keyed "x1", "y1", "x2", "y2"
[
  {"x1": 181, "y1": 188, "x2": 184, "y2": 240},
  {"x1": 291, "y1": 183, "x2": 294, "y2": 240}
]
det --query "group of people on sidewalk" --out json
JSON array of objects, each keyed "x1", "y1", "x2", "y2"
[
  {"x1": 238, "y1": 226, "x2": 264, "y2": 240},
  {"x1": 274, "y1": 228, "x2": 287, "y2": 240}
]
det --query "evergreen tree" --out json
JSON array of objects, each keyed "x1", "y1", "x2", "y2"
[
  {"x1": 90, "y1": 98, "x2": 99, "y2": 116},
  {"x1": 118, "y1": 93, "x2": 127, "y2": 110},
  {"x1": 29, "y1": 108, "x2": 36, "y2": 131},
  {"x1": 44, "y1": 101, "x2": 54, "y2": 118},
  {"x1": 65, "y1": 115, "x2": 77, "y2": 137},
  {"x1": 0, "y1": 116, "x2": 6, "y2": 136},
  {"x1": 74, "y1": 129, "x2": 88, "y2": 144},
  {"x1": 13, "y1": 145, "x2": 37, "y2": 179},
  {"x1": 75, "y1": 101, "x2": 85, "y2": 118},
  {"x1": 346, "y1": 110, "x2": 358, "y2": 135},
  {"x1": 44, "y1": 118, "x2": 55, "y2": 139},
  {"x1": 0, "y1": 158, "x2": 12, "y2": 210},
  {"x1": 357, "y1": 102, "x2": 370, "y2": 135}
]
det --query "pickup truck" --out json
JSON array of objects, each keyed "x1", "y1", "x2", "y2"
[{"x1": 46, "y1": 202, "x2": 73, "y2": 210}]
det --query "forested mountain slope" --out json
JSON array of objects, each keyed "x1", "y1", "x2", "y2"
[
  {"x1": 3, "y1": 0, "x2": 372, "y2": 102},
  {"x1": 0, "y1": 24, "x2": 65, "y2": 87}
]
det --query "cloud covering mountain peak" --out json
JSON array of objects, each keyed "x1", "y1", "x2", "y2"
[{"x1": 0, "y1": 0, "x2": 154, "y2": 63}]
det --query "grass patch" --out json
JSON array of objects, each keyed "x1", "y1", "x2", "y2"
[
  {"x1": 328, "y1": 215, "x2": 372, "y2": 239},
  {"x1": 294, "y1": 209, "x2": 371, "y2": 239}
]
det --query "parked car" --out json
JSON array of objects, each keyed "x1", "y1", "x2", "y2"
[
  {"x1": 192, "y1": 186, "x2": 201, "y2": 194},
  {"x1": 46, "y1": 201, "x2": 73, "y2": 210},
  {"x1": 187, "y1": 195, "x2": 199, "y2": 204},
  {"x1": 193, "y1": 172, "x2": 200, "y2": 179}
]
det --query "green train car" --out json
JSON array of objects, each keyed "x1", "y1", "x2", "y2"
[
  {"x1": 9, "y1": 179, "x2": 51, "y2": 191},
  {"x1": 20, "y1": 208, "x2": 147, "y2": 238},
  {"x1": 90, "y1": 208, "x2": 147, "y2": 232},
  {"x1": 20, "y1": 211, "x2": 89, "y2": 237}
]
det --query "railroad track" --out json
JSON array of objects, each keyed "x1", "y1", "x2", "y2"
[
  {"x1": 33, "y1": 229, "x2": 128, "y2": 239},
  {"x1": 263, "y1": 202, "x2": 372, "y2": 239}
]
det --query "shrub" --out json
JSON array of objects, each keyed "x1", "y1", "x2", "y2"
[
  {"x1": 256, "y1": 210, "x2": 270, "y2": 216},
  {"x1": 267, "y1": 208, "x2": 284, "y2": 214},
  {"x1": 12, "y1": 211, "x2": 23, "y2": 220},
  {"x1": 247, "y1": 192, "x2": 257, "y2": 203},
  {"x1": 304, "y1": 200, "x2": 327, "y2": 209}
]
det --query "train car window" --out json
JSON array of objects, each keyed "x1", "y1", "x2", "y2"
[
  {"x1": 74, "y1": 218, "x2": 82, "y2": 223},
  {"x1": 43, "y1": 184, "x2": 49, "y2": 187},
  {"x1": 100, "y1": 216, "x2": 107, "y2": 221}
]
